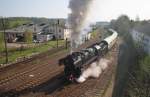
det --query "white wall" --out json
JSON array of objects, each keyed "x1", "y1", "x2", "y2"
[
  {"x1": 131, "y1": 30, "x2": 150, "y2": 55},
  {"x1": 37, "y1": 34, "x2": 53, "y2": 42},
  {"x1": 49, "y1": 26, "x2": 69, "y2": 39},
  {"x1": 64, "y1": 29, "x2": 71, "y2": 40}
]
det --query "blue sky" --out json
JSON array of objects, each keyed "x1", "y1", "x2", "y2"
[
  {"x1": 0, "y1": 0, "x2": 150, "y2": 22},
  {"x1": 0, "y1": 0, "x2": 69, "y2": 18}
]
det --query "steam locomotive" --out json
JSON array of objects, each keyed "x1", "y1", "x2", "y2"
[{"x1": 59, "y1": 29, "x2": 118, "y2": 82}]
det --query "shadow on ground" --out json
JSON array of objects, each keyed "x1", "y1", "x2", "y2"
[
  {"x1": 0, "y1": 72, "x2": 72, "y2": 97},
  {"x1": 30, "y1": 72, "x2": 70, "y2": 95}
]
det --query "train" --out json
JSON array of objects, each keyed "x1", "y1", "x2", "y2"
[{"x1": 59, "y1": 29, "x2": 118, "y2": 82}]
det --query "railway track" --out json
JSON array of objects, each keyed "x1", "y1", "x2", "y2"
[
  {"x1": 0, "y1": 46, "x2": 66, "y2": 82},
  {"x1": 0, "y1": 45, "x2": 65, "y2": 72},
  {"x1": 19, "y1": 39, "x2": 119, "y2": 97},
  {"x1": 48, "y1": 41, "x2": 119, "y2": 97},
  {"x1": 0, "y1": 38, "x2": 100, "y2": 96},
  {"x1": 0, "y1": 48, "x2": 66, "y2": 83},
  {"x1": 0, "y1": 50, "x2": 66, "y2": 92}
]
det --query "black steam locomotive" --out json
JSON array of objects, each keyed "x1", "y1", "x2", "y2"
[{"x1": 59, "y1": 29, "x2": 118, "y2": 82}]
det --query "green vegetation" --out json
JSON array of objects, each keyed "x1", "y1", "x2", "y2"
[
  {"x1": 110, "y1": 15, "x2": 131, "y2": 39},
  {"x1": 105, "y1": 14, "x2": 150, "y2": 97},
  {"x1": 0, "y1": 40, "x2": 65, "y2": 64},
  {"x1": 0, "y1": 17, "x2": 31, "y2": 30},
  {"x1": 91, "y1": 30, "x2": 97, "y2": 38},
  {"x1": 124, "y1": 55, "x2": 150, "y2": 97},
  {"x1": 0, "y1": 32, "x2": 4, "y2": 52},
  {"x1": 140, "y1": 55, "x2": 150, "y2": 75},
  {"x1": 8, "y1": 20, "x2": 29, "y2": 28},
  {"x1": 0, "y1": 17, "x2": 66, "y2": 30},
  {"x1": 24, "y1": 30, "x2": 33, "y2": 44},
  {"x1": 90, "y1": 29, "x2": 104, "y2": 39}
]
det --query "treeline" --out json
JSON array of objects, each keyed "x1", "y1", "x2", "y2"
[
  {"x1": 0, "y1": 17, "x2": 66, "y2": 30},
  {"x1": 0, "y1": 17, "x2": 31, "y2": 30},
  {"x1": 109, "y1": 15, "x2": 150, "y2": 35}
]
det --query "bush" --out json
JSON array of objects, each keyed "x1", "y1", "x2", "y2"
[
  {"x1": 24, "y1": 30, "x2": 33, "y2": 44},
  {"x1": 139, "y1": 55, "x2": 150, "y2": 76}
]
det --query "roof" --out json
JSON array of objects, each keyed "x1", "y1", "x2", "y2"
[
  {"x1": 0, "y1": 20, "x2": 68, "y2": 34},
  {"x1": 133, "y1": 23, "x2": 150, "y2": 36},
  {"x1": 40, "y1": 32, "x2": 54, "y2": 35}
]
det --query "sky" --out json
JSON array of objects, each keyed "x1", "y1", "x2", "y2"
[{"x1": 0, "y1": 0, "x2": 150, "y2": 22}]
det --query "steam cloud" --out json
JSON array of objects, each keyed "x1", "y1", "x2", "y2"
[
  {"x1": 68, "y1": 0, "x2": 94, "y2": 52},
  {"x1": 76, "y1": 58, "x2": 110, "y2": 83}
]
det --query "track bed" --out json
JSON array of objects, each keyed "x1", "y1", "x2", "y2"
[
  {"x1": 0, "y1": 38, "x2": 100, "y2": 96},
  {"x1": 20, "y1": 39, "x2": 119, "y2": 97}
]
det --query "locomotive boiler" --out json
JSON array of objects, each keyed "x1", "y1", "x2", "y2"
[{"x1": 59, "y1": 29, "x2": 118, "y2": 82}]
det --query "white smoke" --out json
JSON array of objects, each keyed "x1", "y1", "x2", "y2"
[
  {"x1": 76, "y1": 58, "x2": 110, "y2": 83},
  {"x1": 98, "y1": 58, "x2": 109, "y2": 71},
  {"x1": 68, "y1": 0, "x2": 94, "y2": 52}
]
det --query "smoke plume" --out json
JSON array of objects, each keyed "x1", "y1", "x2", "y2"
[
  {"x1": 76, "y1": 58, "x2": 110, "y2": 83},
  {"x1": 68, "y1": 0, "x2": 94, "y2": 52}
]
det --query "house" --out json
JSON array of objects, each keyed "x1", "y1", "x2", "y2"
[
  {"x1": 64, "y1": 28, "x2": 71, "y2": 40},
  {"x1": 1, "y1": 23, "x2": 39, "y2": 42},
  {"x1": 37, "y1": 21, "x2": 70, "y2": 42},
  {"x1": 131, "y1": 23, "x2": 150, "y2": 54},
  {"x1": 1, "y1": 19, "x2": 71, "y2": 43},
  {"x1": 41, "y1": 23, "x2": 69, "y2": 39},
  {"x1": 37, "y1": 33, "x2": 53, "y2": 42}
]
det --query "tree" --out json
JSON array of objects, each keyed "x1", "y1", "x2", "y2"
[
  {"x1": 111, "y1": 15, "x2": 131, "y2": 34},
  {"x1": 0, "y1": 18, "x2": 9, "y2": 63},
  {"x1": 0, "y1": 32, "x2": 4, "y2": 52},
  {"x1": 12, "y1": 22, "x2": 20, "y2": 28},
  {"x1": 110, "y1": 15, "x2": 133, "y2": 42},
  {"x1": 0, "y1": 17, "x2": 3, "y2": 30},
  {"x1": 24, "y1": 30, "x2": 33, "y2": 44}
]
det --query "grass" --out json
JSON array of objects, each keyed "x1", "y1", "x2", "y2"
[{"x1": 0, "y1": 40, "x2": 66, "y2": 64}]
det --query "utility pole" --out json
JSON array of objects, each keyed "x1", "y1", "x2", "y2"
[
  {"x1": 1, "y1": 17, "x2": 8, "y2": 63},
  {"x1": 56, "y1": 19, "x2": 59, "y2": 48},
  {"x1": 66, "y1": 38, "x2": 68, "y2": 49}
]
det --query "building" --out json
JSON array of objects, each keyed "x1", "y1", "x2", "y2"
[
  {"x1": 37, "y1": 33, "x2": 53, "y2": 42},
  {"x1": 95, "y1": 21, "x2": 110, "y2": 28},
  {"x1": 131, "y1": 23, "x2": 150, "y2": 54},
  {"x1": 1, "y1": 19, "x2": 71, "y2": 43},
  {"x1": 37, "y1": 21, "x2": 70, "y2": 42},
  {"x1": 64, "y1": 28, "x2": 71, "y2": 40},
  {"x1": 41, "y1": 24, "x2": 69, "y2": 39},
  {"x1": 1, "y1": 23, "x2": 39, "y2": 43}
]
